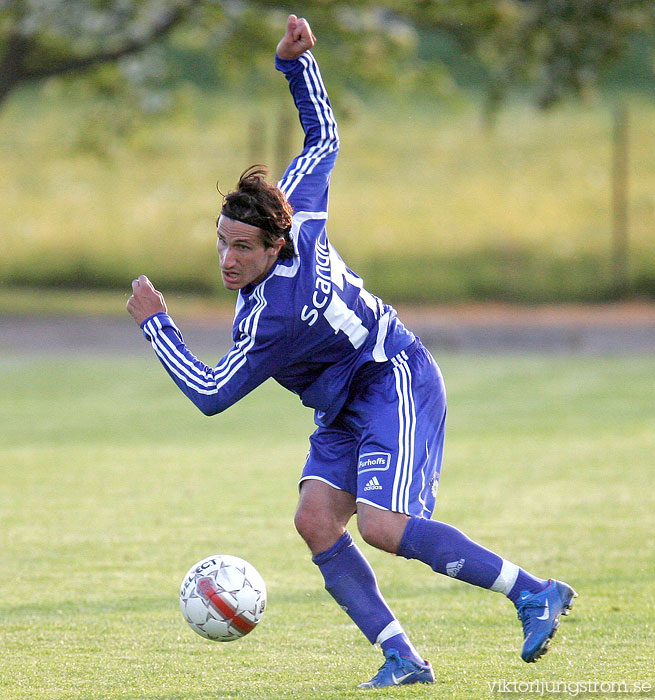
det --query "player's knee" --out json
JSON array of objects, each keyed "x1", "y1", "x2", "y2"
[
  {"x1": 294, "y1": 504, "x2": 339, "y2": 550},
  {"x1": 295, "y1": 481, "x2": 356, "y2": 553},
  {"x1": 293, "y1": 505, "x2": 315, "y2": 542}
]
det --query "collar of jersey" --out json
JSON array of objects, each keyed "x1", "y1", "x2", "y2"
[{"x1": 240, "y1": 257, "x2": 295, "y2": 297}]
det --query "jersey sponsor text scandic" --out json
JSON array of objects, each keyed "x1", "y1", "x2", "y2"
[{"x1": 142, "y1": 51, "x2": 414, "y2": 427}]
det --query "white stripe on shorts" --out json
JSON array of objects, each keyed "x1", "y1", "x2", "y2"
[{"x1": 390, "y1": 353, "x2": 417, "y2": 513}]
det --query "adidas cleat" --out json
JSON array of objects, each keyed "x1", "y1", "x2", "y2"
[
  {"x1": 357, "y1": 648, "x2": 435, "y2": 689},
  {"x1": 516, "y1": 579, "x2": 577, "y2": 663}
]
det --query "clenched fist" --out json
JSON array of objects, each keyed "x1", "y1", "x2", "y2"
[
  {"x1": 126, "y1": 274, "x2": 167, "y2": 326},
  {"x1": 276, "y1": 14, "x2": 316, "y2": 60}
]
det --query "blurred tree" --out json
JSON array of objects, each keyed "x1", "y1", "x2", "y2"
[
  {"x1": 0, "y1": 0, "x2": 204, "y2": 108},
  {"x1": 377, "y1": 0, "x2": 655, "y2": 119},
  {"x1": 1, "y1": 0, "x2": 654, "y2": 112},
  {"x1": 469, "y1": 0, "x2": 655, "y2": 109}
]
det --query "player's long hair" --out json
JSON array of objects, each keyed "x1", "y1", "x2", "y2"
[{"x1": 218, "y1": 166, "x2": 295, "y2": 259}]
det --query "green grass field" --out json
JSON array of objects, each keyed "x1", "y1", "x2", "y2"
[
  {"x1": 1, "y1": 85, "x2": 654, "y2": 301},
  {"x1": 1, "y1": 351, "x2": 653, "y2": 699}
]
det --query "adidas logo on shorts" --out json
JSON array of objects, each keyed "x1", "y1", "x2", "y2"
[{"x1": 364, "y1": 476, "x2": 383, "y2": 492}]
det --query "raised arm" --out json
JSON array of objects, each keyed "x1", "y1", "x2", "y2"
[{"x1": 275, "y1": 15, "x2": 339, "y2": 213}]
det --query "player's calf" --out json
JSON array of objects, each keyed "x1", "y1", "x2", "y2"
[{"x1": 356, "y1": 505, "x2": 410, "y2": 554}]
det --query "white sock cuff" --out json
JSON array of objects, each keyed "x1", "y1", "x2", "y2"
[
  {"x1": 490, "y1": 559, "x2": 520, "y2": 595},
  {"x1": 375, "y1": 619, "x2": 404, "y2": 646}
]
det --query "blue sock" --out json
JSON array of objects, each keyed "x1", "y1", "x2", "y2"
[
  {"x1": 506, "y1": 569, "x2": 549, "y2": 603},
  {"x1": 313, "y1": 532, "x2": 422, "y2": 662},
  {"x1": 397, "y1": 517, "x2": 547, "y2": 602}
]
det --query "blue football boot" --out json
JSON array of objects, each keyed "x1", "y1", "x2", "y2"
[
  {"x1": 516, "y1": 579, "x2": 577, "y2": 662},
  {"x1": 357, "y1": 648, "x2": 435, "y2": 689}
]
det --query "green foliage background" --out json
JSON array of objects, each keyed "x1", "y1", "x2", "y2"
[{"x1": 1, "y1": 1, "x2": 655, "y2": 303}]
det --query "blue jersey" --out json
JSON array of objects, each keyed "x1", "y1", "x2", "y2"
[{"x1": 141, "y1": 51, "x2": 415, "y2": 427}]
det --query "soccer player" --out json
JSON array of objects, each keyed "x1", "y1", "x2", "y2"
[{"x1": 127, "y1": 15, "x2": 576, "y2": 689}]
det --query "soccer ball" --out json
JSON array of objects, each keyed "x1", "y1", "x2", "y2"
[{"x1": 179, "y1": 554, "x2": 267, "y2": 642}]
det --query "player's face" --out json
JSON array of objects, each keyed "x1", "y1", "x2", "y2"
[{"x1": 217, "y1": 216, "x2": 284, "y2": 290}]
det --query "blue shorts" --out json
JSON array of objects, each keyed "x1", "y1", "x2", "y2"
[{"x1": 300, "y1": 342, "x2": 447, "y2": 518}]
